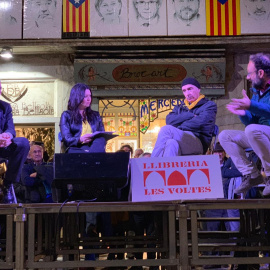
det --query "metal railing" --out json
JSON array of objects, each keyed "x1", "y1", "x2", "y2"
[
  {"x1": 179, "y1": 199, "x2": 270, "y2": 270},
  {"x1": 1, "y1": 200, "x2": 270, "y2": 269}
]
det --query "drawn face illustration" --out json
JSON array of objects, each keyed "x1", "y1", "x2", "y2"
[
  {"x1": 244, "y1": 0, "x2": 270, "y2": 20},
  {"x1": 134, "y1": 0, "x2": 161, "y2": 20},
  {"x1": 31, "y1": 0, "x2": 57, "y2": 27},
  {"x1": 96, "y1": 0, "x2": 122, "y2": 22},
  {"x1": 0, "y1": 0, "x2": 18, "y2": 25},
  {"x1": 173, "y1": 0, "x2": 200, "y2": 21}
]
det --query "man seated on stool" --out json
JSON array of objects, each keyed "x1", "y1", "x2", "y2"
[
  {"x1": 0, "y1": 81, "x2": 29, "y2": 203},
  {"x1": 19, "y1": 144, "x2": 53, "y2": 203},
  {"x1": 219, "y1": 53, "x2": 270, "y2": 196},
  {"x1": 151, "y1": 77, "x2": 217, "y2": 157}
]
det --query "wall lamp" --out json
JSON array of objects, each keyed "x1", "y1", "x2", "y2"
[{"x1": 0, "y1": 47, "x2": 13, "y2": 59}]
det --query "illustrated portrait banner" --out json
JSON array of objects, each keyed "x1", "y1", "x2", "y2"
[
  {"x1": 168, "y1": 0, "x2": 206, "y2": 35},
  {"x1": 90, "y1": 0, "x2": 128, "y2": 37},
  {"x1": 129, "y1": 0, "x2": 167, "y2": 36},
  {"x1": 241, "y1": 0, "x2": 270, "y2": 34},
  {"x1": 0, "y1": 0, "x2": 22, "y2": 39},
  {"x1": 23, "y1": 0, "x2": 62, "y2": 39}
]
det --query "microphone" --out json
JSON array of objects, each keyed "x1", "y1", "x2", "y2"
[{"x1": 67, "y1": 184, "x2": 73, "y2": 197}]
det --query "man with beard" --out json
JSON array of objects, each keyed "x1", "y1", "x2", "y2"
[
  {"x1": 172, "y1": 0, "x2": 200, "y2": 26},
  {"x1": 244, "y1": 0, "x2": 270, "y2": 21},
  {"x1": 219, "y1": 53, "x2": 270, "y2": 196},
  {"x1": 30, "y1": 0, "x2": 57, "y2": 28}
]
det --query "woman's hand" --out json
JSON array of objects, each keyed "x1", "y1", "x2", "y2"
[{"x1": 79, "y1": 134, "x2": 93, "y2": 144}]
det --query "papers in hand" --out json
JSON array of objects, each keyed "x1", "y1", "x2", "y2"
[{"x1": 90, "y1": 131, "x2": 118, "y2": 141}]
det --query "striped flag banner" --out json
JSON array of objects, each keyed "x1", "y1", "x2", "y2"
[
  {"x1": 206, "y1": 0, "x2": 240, "y2": 36},
  {"x1": 63, "y1": 0, "x2": 90, "y2": 33}
]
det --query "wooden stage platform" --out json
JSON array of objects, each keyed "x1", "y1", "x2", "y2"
[{"x1": 0, "y1": 200, "x2": 270, "y2": 270}]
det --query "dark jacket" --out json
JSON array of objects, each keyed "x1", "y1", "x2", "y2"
[
  {"x1": 166, "y1": 98, "x2": 217, "y2": 153},
  {"x1": 221, "y1": 157, "x2": 242, "y2": 179},
  {"x1": 0, "y1": 100, "x2": 16, "y2": 137},
  {"x1": 59, "y1": 110, "x2": 105, "y2": 149},
  {"x1": 240, "y1": 86, "x2": 270, "y2": 126},
  {"x1": 19, "y1": 162, "x2": 48, "y2": 203}
]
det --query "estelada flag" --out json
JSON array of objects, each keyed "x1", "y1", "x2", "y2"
[
  {"x1": 63, "y1": 0, "x2": 90, "y2": 33},
  {"x1": 206, "y1": 0, "x2": 240, "y2": 36}
]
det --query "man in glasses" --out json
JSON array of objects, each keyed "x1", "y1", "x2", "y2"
[{"x1": 219, "y1": 53, "x2": 270, "y2": 196}]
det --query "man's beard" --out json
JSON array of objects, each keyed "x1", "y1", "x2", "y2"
[
  {"x1": 252, "y1": 8, "x2": 267, "y2": 20},
  {"x1": 36, "y1": 17, "x2": 55, "y2": 28},
  {"x1": 179, "y1": 8, "x2": 197, "y2": 21},
  {"x1": 252, "y1": 76, "x2": 265, "y2": 90}
]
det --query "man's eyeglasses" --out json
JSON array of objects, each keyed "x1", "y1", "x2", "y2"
[
  {"x1": 136, "y1": 0, "x2": 158, "y2": 6},
  {"x1": 247, "y1": 70, "x2": 257, "y2": 76}
]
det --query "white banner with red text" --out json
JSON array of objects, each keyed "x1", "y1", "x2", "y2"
[{"x1": 131, "y1": 155, "x2": 224, "y2": 202}]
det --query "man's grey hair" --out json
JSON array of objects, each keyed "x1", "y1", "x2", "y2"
[
  {"x1": 250, "y1": 53, "x2": 270, "y2": 78},
  {"x1": 95, "y1": 0, "x2": 122, "y2": 17}
]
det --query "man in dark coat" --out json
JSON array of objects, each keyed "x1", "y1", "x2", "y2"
[
  {"x1": 152, "y1": 77, "x2": 217, "y2": 157},
  {"x1": 0, "y1": 81, "x2": 29, "y2": 203},
  {"x1": 19, "y1": 144, "x2": 53, "y2": 203}
]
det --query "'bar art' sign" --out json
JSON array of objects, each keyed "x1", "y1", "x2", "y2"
[
  {"x1": 131, "y1": 155, "x2": 224, "y2": 202},
  {"x1": 74, "y1": 59, "x2": 225, "y2": 85}
]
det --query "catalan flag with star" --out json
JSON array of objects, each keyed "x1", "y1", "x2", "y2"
[
  {"x1": 63, "y1": 0, "x2": 90, "y2": 35},
  {"x1": 206, "y1": 0, "x2": 240, "y2": 36}
]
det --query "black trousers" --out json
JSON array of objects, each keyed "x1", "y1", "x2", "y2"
[{"x1": 0, "y1": 137, "x2": 29, "y2": 186}]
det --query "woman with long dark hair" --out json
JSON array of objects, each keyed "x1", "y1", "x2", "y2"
[
  {"x1": 60, "y1": 83, "x2": 106, "y2": 153},
  {"x1": 60, "y1": 83, "x2": 108, "y2": 262}
]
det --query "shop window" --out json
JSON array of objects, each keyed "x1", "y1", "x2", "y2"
[
  {"x1": 99, "y1": 98, "x2": 181, "y2": 154},
  {"x1": 100, "y1": 100, "x2": 138, "y2": 153}
]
